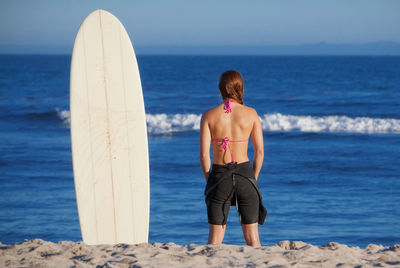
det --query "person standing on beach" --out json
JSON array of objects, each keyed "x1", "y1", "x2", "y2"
[{"x1": 200, "y1": 70, "x2": 266, "y2": 247}]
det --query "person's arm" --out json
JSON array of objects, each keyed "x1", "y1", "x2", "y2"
[
  {"x1": 250, "y1": 112, "x2": 264, "y2": 180},
  {"x1": 200, "y1": 112, "x2": 212, "y2": 182}
]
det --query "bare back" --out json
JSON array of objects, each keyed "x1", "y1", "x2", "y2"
[{"x1": 205, "y1": 102, "x2": 258, "y2": 165}]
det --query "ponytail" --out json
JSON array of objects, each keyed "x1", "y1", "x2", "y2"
[{"x1": 218, "y1": 70, "x2": 244, "y2": 104}]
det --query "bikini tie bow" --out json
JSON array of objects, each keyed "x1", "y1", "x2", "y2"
[
  {"x1": 221, "y1": 137, "x2": 230, "y2": 150},
  {"x1": 223, "y1": 100, "x2": 232, "y2": 113}
]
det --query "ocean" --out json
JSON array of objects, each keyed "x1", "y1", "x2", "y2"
[{"x1": 0, "y1": 55, "x2": 399, "y2": 248}]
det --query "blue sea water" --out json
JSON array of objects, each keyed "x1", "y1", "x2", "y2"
[{"x1": 0, "y1": 55, "x2": 399, "y2": 248}]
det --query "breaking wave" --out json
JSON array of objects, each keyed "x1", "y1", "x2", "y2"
[{"x1": 56, "y1": 109, "x2": 400, "y2": 134}]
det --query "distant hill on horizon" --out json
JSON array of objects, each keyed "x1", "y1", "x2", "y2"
[{"x1": 1, "y1": 41, "x2": 400, "y2": 55}]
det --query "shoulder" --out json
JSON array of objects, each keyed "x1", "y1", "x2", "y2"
[
  {"x1": 242, "y1": 105, "x2": 259, "y2": 118},
  {"x1": 201, "y1": 105, "x2": 221, "y2": 120}
]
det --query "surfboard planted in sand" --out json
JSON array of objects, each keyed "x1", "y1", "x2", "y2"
[{"x1": 70, "y1": 9, "x2": 149, "y2": 245}]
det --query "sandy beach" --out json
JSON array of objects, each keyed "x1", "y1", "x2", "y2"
[{"x1": 1, "y1": 239, "x2": 399, "y2": 267}]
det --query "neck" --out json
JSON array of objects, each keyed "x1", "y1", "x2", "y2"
[{"x1": 224, "y1": 99, "x2": 238, "y2": 103}]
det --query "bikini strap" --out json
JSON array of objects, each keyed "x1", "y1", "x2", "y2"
[{"x1": 213, "y1": 137, "x2": 248, "y2": 164}]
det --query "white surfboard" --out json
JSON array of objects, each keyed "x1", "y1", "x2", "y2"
[{"x1": 70, "y1": 9, "x2": 149, "y2": 245}]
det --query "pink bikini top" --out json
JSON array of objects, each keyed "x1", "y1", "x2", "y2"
[{"x1": 212, "y1": 100, "x2": 248, "y2": 164}]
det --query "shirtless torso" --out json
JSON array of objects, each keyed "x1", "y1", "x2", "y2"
[{"x1": 200, "y1": 99, "x2": 264, "y2": 181}]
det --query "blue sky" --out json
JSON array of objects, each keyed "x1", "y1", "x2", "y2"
[{"x1": 0, "y1": 0, "x2": 399, "y2": 54}]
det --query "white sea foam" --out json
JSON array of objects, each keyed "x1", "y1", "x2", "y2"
[
  {"x1": 56, "y1": 109, "x2": 400, "y2": 134},
  {"x1": 146, "y1": 113, "x2": 201, "y2": 134},
  {"x1": 56, "y1": 108, "x2": 70, "y2": 125},
  {"x1": 260, "y1": 113, "x2": 400, "y2": 134}
]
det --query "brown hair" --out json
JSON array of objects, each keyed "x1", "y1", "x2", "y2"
[{"x1": 218, "y1": 70, "x2": 244, "y2": 104}]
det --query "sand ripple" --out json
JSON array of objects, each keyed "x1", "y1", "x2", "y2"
[{"x1": 1, "y1": 239, "x2": 400, "y2": 267}]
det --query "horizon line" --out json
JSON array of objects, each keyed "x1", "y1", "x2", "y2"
[
  {"x1": 1, "y1": 41, "x2": 400, "y2": 56},
  {"x1": 1, "y1": 53, "x2": 400, "y2": 56}
]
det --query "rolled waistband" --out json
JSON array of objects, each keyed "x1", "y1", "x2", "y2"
[
  {"x1": 211, "y1": 161, "x2": 254, "y2": 179},
  {"x1": 212, "y1": 161, "x2": 251, "y2": 170}
]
